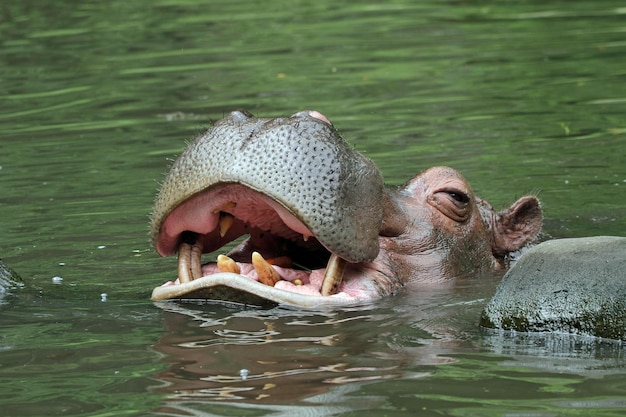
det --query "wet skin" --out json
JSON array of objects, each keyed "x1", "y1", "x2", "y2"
[{"x1": 150, "y1": 110, "x2": 542, "y2": 307}]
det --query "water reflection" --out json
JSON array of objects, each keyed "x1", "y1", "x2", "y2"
[
  {"x1": 152, "y1": 301, "x2": 417, "y2": 412},
  {"x1": 483, "y1": 329, "x2": 626, "y2": 377}
]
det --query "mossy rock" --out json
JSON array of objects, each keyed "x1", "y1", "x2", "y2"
[{"x1": 480, "y1": 236, "x2": 626, "y2": 341}]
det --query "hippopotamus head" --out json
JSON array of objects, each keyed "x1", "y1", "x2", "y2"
[{"x1": 150, "y1": 110, "x2": 542, "y2": 308}]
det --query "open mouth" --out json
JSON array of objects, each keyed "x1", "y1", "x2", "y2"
[{"x1": 151, "y1": 184, "x2": 374, "y2": 306}]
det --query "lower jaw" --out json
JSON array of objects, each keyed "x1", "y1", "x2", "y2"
[{"x1": 150, "y1": 272, "x2": 372, "y2": 308}]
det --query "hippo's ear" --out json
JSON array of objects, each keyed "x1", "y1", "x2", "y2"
[{"x1": 492, "y1": 196, "x2": 542, "y2": 257}]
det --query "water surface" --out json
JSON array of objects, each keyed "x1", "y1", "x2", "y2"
[{"x1": 1, "y1": 1, "x2": 625, "y2": 416}]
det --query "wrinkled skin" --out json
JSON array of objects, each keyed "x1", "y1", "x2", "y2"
[{"x1": 150, "y1": 110, "x2": 542, "y2": 307}]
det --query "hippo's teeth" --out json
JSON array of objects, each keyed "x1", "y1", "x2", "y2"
[
  {"x1": 177, "y1": 233, "x2": 204, "y2": 283},
  {"x1": 218, "y1": 212, "x2": 235, "y2": 237},
  {"x1": 252, "y1": 251, "x2": 281, "y2": 286},
  {"x1": 321, "y1": 254, "x2": 347, "y2": 296},
  {"x1": 217, "y1": 254, "x2": 240, "y2": 274}
]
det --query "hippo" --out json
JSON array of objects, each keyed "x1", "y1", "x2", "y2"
[
  {"x1": 480, "y1": 236, "x2": 626, "y2": 340},
  {"x1": 150, "y1": 110, "x2": 542, "y2": 308}
]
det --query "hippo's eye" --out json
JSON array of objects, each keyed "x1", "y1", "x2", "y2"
[
  {"x1": 428, "y1": 188, "x2": 472, "y2": 222},
  {"x1": 446, "y1": 190, "x2": 469, "y2": 205}
]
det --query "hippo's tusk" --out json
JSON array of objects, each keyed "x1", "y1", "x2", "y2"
[
  {"x1": 321, "y1": 254, "x2": 347, "y2": 296},
  {"x1": 190, "y1": 239, "x2": 204, "y2": 280},
  {"x1": 177, "y1": 242, "x2": 192, "y2": 283},
  {"x1": 252, "y1": 251, "x2": 282, "y2": 286},
  {"x1": 177, "y1": 232, "x2": 204, "y2": 283}
]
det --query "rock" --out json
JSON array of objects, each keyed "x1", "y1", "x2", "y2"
[
  {"x1": 0, "y1": 259, "x2": 22, "y2": 303},
  {"x1": 480, "y1": 236, "x2": 626, "y2": 340}
]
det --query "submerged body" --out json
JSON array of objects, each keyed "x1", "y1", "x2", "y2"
[{"x1": 151, "y1": 110, "x2": 542, "y2": 307}]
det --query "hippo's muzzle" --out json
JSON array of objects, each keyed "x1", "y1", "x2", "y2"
[{"x1": 150, "y1": 110, "x2": 385, "y2": 307}]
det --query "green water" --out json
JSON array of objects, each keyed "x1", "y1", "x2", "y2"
[{"x1": 1, "y1": 1, "x2": 625, "y2": 416}]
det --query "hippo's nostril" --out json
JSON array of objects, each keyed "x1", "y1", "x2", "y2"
[{"x1": 229, "y1": 109, "x2": 254, "y2": 121}]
